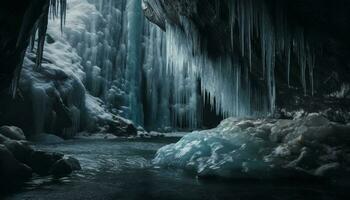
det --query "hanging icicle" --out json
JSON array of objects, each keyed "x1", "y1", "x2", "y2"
[
  {"x1": 12, "y1": 0, "x2": 67, "y2": 97},
  {"x1": 162, "y1": 0, "x2": 317, "y2": 119}
]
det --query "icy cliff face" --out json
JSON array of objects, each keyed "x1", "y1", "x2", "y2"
[
  {"x1": 153, "y1": 114, "x2": 350, "y2": 179},
  {"x1": 14, "y1": 0, "x2": 137, "y2": 137},
  {"x1": 21, "y1": 24, "x2": 85, "y2": 136}
]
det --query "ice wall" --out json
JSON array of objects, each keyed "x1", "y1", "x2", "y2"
[
  {"x1": 159, "y1": 0, "x2": 317, "y2": 120},
  {"x1": 23, "y1": 0, "x2": 318, "y2": 132},
  {"x1": 61, "y1": 0, "x2": 131, "y2": 118},
  {"x1": 143, "y1": 22, "x2": 202, "y2": 130},
  {"x1": 57, "y1": 0, "x2": 205, "y2": 130}
]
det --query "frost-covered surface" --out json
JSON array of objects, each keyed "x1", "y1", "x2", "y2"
[
  {"x1": 12, "y1": 0, "x2": 67, "y2": 97},
  {"x1": 20, "y1": 0, "x2": 137, "y2": 137},
  {"x1": 21, "y1": 26, "x2": 86, "y2": 136},
  {"x1": 59, "y1": 0, "x2": 144, "y2": 125},
  {"x1": 153, "y1": 113, "x2": 350, "y2": 179}
]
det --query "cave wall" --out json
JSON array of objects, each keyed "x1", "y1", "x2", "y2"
[{"x1": 0, "y1": 0, "x2": 43, "y2": 93}]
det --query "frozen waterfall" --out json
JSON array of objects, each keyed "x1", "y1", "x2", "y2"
[{"x1": 24, "y1": 0, "x2": 318, "y2": 132}]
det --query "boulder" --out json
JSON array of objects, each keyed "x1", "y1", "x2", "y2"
[
  {"x1": 65, "y1": 156, "x2": 82, "y2": 171},
  {"x1": 50, "y1": 157, "x2": 81, "y2": 177},
  {"x1": 108, "y1": 118, "x2": 137, "y2": 137},
  {"x1": 0, "y1": 134, "x2": 10, "y2": 143},
  {"x1": 3, "y1": 140, "x2": 33, "y2": 164},
  {"x1": 0, "y1": 145, "x2": 32, "y2": 190},
  {"x1": 314, "y1": 162, "x2": 341, "y2": 177},
  {"x1": 28, "y1": 151, "x2": 63, "y2": 176},
  {"x1": 0, "y1": 126, "x2": 26, "y2": 141},
  {"x1": 49, "y1": 159, "x2": 73, "y2": 178}
]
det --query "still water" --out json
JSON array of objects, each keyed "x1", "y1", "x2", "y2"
[{"x1": 5, "y1": 137, "x2": 348, "y2": 200}]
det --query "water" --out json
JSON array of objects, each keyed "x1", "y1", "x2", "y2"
[{"x1": 5, "y1": 138, "x2": 348, "y2": 200}]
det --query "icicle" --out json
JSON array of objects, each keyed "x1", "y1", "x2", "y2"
[
  {"x1": 34, "y1": 3, "x2": 49, "y2": 71},
  {"x1": 287, "y1": 43, "x2": 291, "y2": 87}
]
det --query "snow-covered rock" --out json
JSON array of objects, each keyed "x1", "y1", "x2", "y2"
[
  {"x1": 84, "y1": 94, "x2": 137, "y2": 136},
  {"x1": 16, "y1": 0, "x2": 137, "y2": 138},
  {"x1": 153, "y1": 113, "x2": 350, "y2": 179},
  {"x1": 0, "y1": 126, "x2": 26, "y2": 141}
]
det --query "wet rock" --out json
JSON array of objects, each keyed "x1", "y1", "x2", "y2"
[
  {"x1": 108, "y1": 117, "x2": 137, "y2": 137},
  {"x1": 0, "y1": 134, "x2": 10, "y2": 143},
  {"x1": 65, "y1": 156, "x2": 82, "y2": 171},
  {"x1": 46, "y1": 34, "x2": 56, "y2": 44},
  {"x1": 50, "y1": 157, "x2": 81, "y2": 177},
  {"x1": 50, "y1": 159, "x2": 73, "y2": 178},
  {"x1": 3, "y1": 139, "x2": 33, "y2": 164},
  {"x1": 0, "y1": 145, "x2": 32, "y2": 190},
  {"x1": 315, "y1": 162, "x2": 341, "y2": 177},
  {"x1": 28, "y1": 151, "x2": 63, "y2": 176},
  {"x1": 0, "y1": 126, "x2": 26, "y2": 141}
]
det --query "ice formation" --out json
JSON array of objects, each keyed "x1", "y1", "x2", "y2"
[
  {"x1": 161, "y1": 0, "x2": 317, "y2": 119},
  {"x1": 20, "y1": 0, "x2": 135, "y2": 136},
  {"x1": 142, "y1": 0, "x2": 318, "y2": 129},
  {"x1": 21, "y1": 24, "x2": 85, "y2": 136},
  {"x1": 12, "y1": 0, "x2": 67, "y2": 97},
  {"x1": 58, "y1": 0, "x2": 146, "y2": 125},
  {"x1": 165, "y1": 20, "x2": 269, "y2": 120},
  {"x1": 153, "y1": 114, "x2": 350, "y2": 179},
  {"x1": 52, "y1": 0, "x2": 205, "y2": 130},
  {"x1": 125, "y1": 0, "x2": 144, "y2": 125},
  {"x1": 20, "y1": 0, "x2": 319, "y2": 132}
]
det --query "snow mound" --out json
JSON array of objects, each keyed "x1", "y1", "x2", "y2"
[{"x1": 153, "y1": 114, "x2": 350, "y2": 179}]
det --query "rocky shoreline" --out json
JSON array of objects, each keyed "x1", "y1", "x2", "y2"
[{"x1": 0, "y1": 126, "x2": 81, "y2": 194}]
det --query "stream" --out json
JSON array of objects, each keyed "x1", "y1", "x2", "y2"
[{"x1": 5, "y1": 137, "x2": 347, "y2": 200}]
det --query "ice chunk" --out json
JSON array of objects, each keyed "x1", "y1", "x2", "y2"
[{"x1": 153, "y1": 115, "x2": 350, "y2": 179}]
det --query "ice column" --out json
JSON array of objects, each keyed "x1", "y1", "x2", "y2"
[{"x1": 125, "y1": 0, "x2": 144, "y2": 125}]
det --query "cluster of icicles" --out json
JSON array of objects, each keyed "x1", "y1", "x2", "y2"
[
  {"x1": 164, "y1": 0, "x2": 316, "y2": 118},
  {"x1": 229, "y1": 0, "x2": 316, "y2": 110},
  {"x1": 14, "y1": 0, "x2": 317, "y2": 131},
  {"x1": 11, "y1": 0, "x2": 67, "y2": 97}
]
